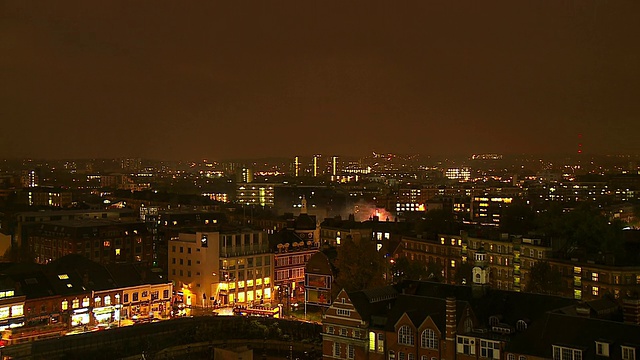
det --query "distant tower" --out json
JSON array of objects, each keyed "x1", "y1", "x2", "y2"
[
  {"x1": 331, "y1": 156, "x2": 338, "y2": 176},
  {"x1": 21, "y1": 169, "x2": 39, "y2": 188},
  {"x1": 294, "y1": 156, "x2": 300, "y2": 177},
  {"x1": 301, "y1": 196, "x2": 308, "y2": 214},
  {"x1": 313, "y1": 155, "x2": 321, "y2": 177},
  {"x1": 577, "y1": 133, "x2": 583, "y2": 155},
  {"x1": 241, "y1": 166, "x2": 253, "y2": 183}
]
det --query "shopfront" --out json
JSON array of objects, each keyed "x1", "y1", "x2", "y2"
[
  {"x1": 71, "y1": 308, "x2": 90, "y2": 327},
  {"x1": 92, "y1": 306, "x2": 116, "y2": 324}
]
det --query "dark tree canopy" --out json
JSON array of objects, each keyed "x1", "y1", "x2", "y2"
[
  {"x1": 391, "y1": 256, "x2": 428, "y2": 283},
  {"x1": 526, "y1": 261, "x2": 563, "y2": 295},
  {"x1": 335, "y1": 236, "x2": 386, "y2": 292},
  {"x1": 499, "y1": 201, "x2": 536, "y2": 236},
  {"x1": 454, "y1": 261, "x2": 474, "y2": 285},
  {"x1": 535, "y1": 203, "x2": 626, "y2": 260}
]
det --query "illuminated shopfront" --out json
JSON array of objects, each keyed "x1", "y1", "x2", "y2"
[
  {"x1": 92, "y1": 306, "x2": 115, "y2": 324},
  {"x1": 71, "y1": 309, "x2": 90, "y2": 327}
]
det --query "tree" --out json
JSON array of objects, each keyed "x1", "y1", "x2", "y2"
[
  {"x1": 454, "y1": 261, "x2": 474, "y2": 285},
  {"x1": 535, "y1": 203, "x2": 626, "y2": 259},
  {"x1": 425, "y1": 261, "x2": 444, "y2": 282},
  {"x1": 391, "y1": 256, "x2": 428, "y2": 282},
  {"x1": 414, "y1": 209, "x2": 460, "y2": 239},
  {"x1": 335, "y1": 236, "x2": 386, "y2": 291},
  {"x1": 526, "y1": 261, "x2": 562, "y2": 295},
  {"x1": 500, "y1": 201, "x2": 536, "y2": 235}
]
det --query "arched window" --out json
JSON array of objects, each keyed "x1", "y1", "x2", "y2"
[
  {"x1": 421, "y1": 329, "x2": 438, "y2": 349},
  {"x1": 398, "y1": 325, "x2": 414, "y2": 346},
  {"x1": 421, "y1": 356, "x2": 428, "y2": 360},
  {"x1": 489, "y1": 316, "x2": 500, "y2": 326},
  {"x1": 516, "y1": 320, "x2": 528, "y2": 331}
]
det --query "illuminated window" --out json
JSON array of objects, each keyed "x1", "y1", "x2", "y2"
[
  {"x1": 82, "y1": 297, "x2": 90, "y2": 307},
  {"x1": 595, "y1": 342, "x2": 609, "y2": 357},
  {"x1": 103, "y1": 241, "x2": 111, "y2": 247},
  {"x1": 104, "y1": 296, "x2": 111, "y2": 306},
  {"x1": 592, "y1": 286, "x2": 599, "y2": 296},
  {"x1": 61, "y1": 300, "x2": 68, "y2": 311},
  {"x1": 9, "y1": 304, "x2": 23, "y2": 318},
  {"x1": 95, "y1": 297, "x2": 101, "y2": 307},
  {"x1": 72, "y1": 299, "x2": 80, "y2": 309},
  {"x1": 369, "y1": 332, "x2": 376, "y2": 351},
  {"x1": 0, "y1": 307, "x2": 9, "y2": 319},
  {"x1": 58, "y1": 274, "x2": 69, "y2": 280},
  {"x1": 480, "y1": 340, "x2": 500, "y2": 359},
  {"x1": 592, "y1": 272, "x2": 598, "y2": 282},
  {"x1": 451, "y1": 260, "x2": 456, "y2": 268},
  {"x1": 116, "y1": 248, "x2": 121, "y2": 256}
]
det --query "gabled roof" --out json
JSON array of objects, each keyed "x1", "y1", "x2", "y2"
[
  {"x1": 306, "y1": 251, "x2": 333, "y2": 276},
  {"x1": 508, "y1": 312, "x2": 640, "y2": 357},
  {"x1": 384, "y1": 294, "x2": 468, "y2": 333},
  {"x1": 401, "y1": 280, "x2": 577, "y2": 328}
]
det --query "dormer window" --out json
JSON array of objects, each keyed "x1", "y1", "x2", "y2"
[
  {"x1": 622, "y1": 346, "x2": 635, "y2": 360},
  {"x1": 595, "y1": 342, "x2": 609, "y2": 357},
  {"x1": 552, "y1": 345, "x2": 582, "y2": 360},
  {"x1": 516, "y1": 320, "x2": 527, "y2": 331}
]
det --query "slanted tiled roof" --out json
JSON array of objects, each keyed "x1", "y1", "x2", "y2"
[
  {"x1": 508, "y1": 312, "x2": 640, "y2": 358},
  {"x1": 306, "y1": 251, "x2": 333, "y2": 276},
  {"x1": 47, "y1": 254, "x2": 117, "y2": 291},
  {"x1": 383, "y1": 294, "x2": 468, "y2": 333},
  {"x1": 402, "y1": 280, "x2": 577, "y2": 329},
  {"x1": 5, "y1": 270, "x2": 56, "y2": 299}
]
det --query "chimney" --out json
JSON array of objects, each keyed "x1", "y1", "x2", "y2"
[
  {"x1": 445, "y1": 297, "x2": 457, "y2": 340},
  {"x1": 444, "y1": 297, "x2": 457, "y2": 360}
]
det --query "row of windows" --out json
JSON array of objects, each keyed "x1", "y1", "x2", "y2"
[
  {"x1": 276, "y1": 268, "x2": 304, "y2": 281},
  {"x1": 327, "y1": 326, "x2": 361, "y2": 339},
  {"x1": 332, "y1": 342, "x2": 355, "y2": 359},
  {"x1": 60, "y1": 291, "x2": 166, "y2": 309},
  {"x1": 274, "y1": 254, "x2": 311, "y2": 267},
  {"x1": 0, "y1": 305, "x2": 23, "y2": 319},
  {"x1": 397, "y1": 326, "x2": 438, "y2": 350}
]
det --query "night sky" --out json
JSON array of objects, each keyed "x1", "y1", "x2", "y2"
[{"x1": 2, "y1": 1, "x2": 639, "y2": 160}]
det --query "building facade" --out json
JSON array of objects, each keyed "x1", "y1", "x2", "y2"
[{"x1": 168, "y1": 228, "x2": 274, "y2": 308}]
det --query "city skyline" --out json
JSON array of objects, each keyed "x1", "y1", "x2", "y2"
[{"x1": 2, "y1": 1, "x2": 639, "y2": 160}]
